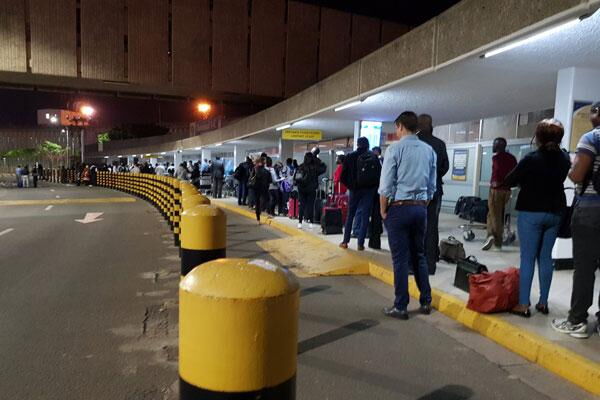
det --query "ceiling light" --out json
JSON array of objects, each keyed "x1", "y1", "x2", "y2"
[
  {"x1": 214, "y1": 143, "x2": 222, "y2": 147},
  {"x1": 145, "y1": 153, "x2": 151, "y2": 156},
  {"x1": 334, "y1": 99, "x2": 364, "y2": 112},
  {"x1": 194, "y1": 147, "x2": 202, "y2": 150},
  {"x1": 118, "y1": 155, "x2": 122, "y2": 157},
  {"x1": 160, "y1": 152, "x2": 166, "y2": 155},
  {"x1": 276, "y1": 124, "x2": 291, "y2": 131},
  {"x1": 482, "y1": 17, "x2": 581, "y2": 58}
]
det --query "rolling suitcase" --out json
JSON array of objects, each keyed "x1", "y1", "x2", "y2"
[
  {"x1": 288, "y1": 198, "x2": 299, "y2": 219},
  {"x1": 321, "y1": 207, "x2": 343, "y2": 235}
]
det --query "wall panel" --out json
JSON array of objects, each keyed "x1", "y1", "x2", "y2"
[
  {"x1": 0, "y1": 0, "x2": 27, "y2": 72},
  {"x1": 81, "y1": 0, "x2": 124, "y2": 81},
  {"x1": 286, "y1": 1, "x2": 320, "y2": 97},
  {"x1": 128, "y1": 0, "x2": 169, "y2": 84},
  {"x1": 318, "y1": 8, "x2": 351, "y2": 80},
  {"x1": 350, "y1": 15, "x2": 381, "y2": 62},
  {"x1": 381, "y1": 20, "x2": 410, "y2": 45},
  {"x1": 212, "y1": 0, "x2": 248, "y2": 93},
  {"x1": 249, "y1": 0, "x2": 285, "y2": 97},
  {"x1": 29, "y1": 0, "x2": 77, "y2": 76},
  {"x1": 172, "y1": 0, "x2": 210, "y2": 90}
]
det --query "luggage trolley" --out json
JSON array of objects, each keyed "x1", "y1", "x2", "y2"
[
  {"x1": 455, "y1": 196, "x2": 516, "y2": 244},
  {"x1": 459, "y1": 213, "x2": 516, "y2": 245}
]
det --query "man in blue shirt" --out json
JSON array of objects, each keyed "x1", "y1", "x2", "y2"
[
  {"x1": 552, "y1": 101, "x2": 600, "y2": 338},
  {"x1": 379, "y1": 111, "x2": 437, "y2": 320}
]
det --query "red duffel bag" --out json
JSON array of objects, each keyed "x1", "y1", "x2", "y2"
[{"x1": 467, "y1": 267, "x2": 519, "y2": 313}]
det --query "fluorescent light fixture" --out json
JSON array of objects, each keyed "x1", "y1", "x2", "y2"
[
  {"x1": 132, "y1": 154, "x2": 137, "y2": 157},
  {"x1": 334, "y1": 99, "x2": 364, "y2": 112},
  {"x1": 194, "y1": 147, "x2": 202, "y2": 150},
  {"x1": 276, "y1": 124, "x2": 291, "y2": 131},
  {"x1": 483, "y1": 17, "x2": 581, "y2": 58},
  {"x1": 104, "y1": 156, "x2": 109, "y2": 159},
  {"x1": 145, "y1": 153, "x2": 151, "y2": 156},
  {"x1": 160, "y1": 152, "x2": 166, "y2": 155},
  {"x1": 118, "y1": 155, "x2": 122, "y2": 157},
  {"x1": 215, "y1": 143, "x2": 223, "y2": 147},
  {"x1": 336, "y1": 150, "x2": 345, "y2": 155}
]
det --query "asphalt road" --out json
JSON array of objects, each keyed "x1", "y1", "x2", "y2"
[{"x1": 0, "y1": 184, "x2": 594, "y2": 400}]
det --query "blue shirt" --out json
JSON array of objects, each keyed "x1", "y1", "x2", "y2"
[
  {"x1": 576, "y1": 127, "x2": 600, "y2": 202},
  {"x1": 378, "y1": 135, "x2": 437, "y2": 201}
]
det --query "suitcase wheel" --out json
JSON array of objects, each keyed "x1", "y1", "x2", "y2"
[{"x1": 463, "y1": 230, "x2": 475, "y2": 242}]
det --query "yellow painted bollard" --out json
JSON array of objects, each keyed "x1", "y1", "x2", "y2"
[
  {"x1": 181, "y1": 193, "x2": 210, "y2": 211},
  {"x1": 180, "y1": 204, "x2": 226, "y2": 276},
  {"x1": 179, "y1": 258, "x2": 299, "y2": 399}
]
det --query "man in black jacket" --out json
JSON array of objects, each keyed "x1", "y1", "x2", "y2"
[
  {"x1": 417, "y1": 114, "x2": 450, "y2": 274},
  {"x1": 339, "y1": 137, "x2": 381, "y2": 251}
]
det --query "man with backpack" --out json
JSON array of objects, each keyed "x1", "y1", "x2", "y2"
[
  {"x1": 234, "y1": 157, "x2": 251, "y2": 205},
  {"x1": 552, "y1": 101, "x2": 600, "y2": 339},
  {"x1": 339, "y1": 137, "x2": 381, "y2": 251}
]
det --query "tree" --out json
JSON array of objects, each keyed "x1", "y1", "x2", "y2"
[{"x1": 37, "y1": 141, "x2": 65, "y2": 167}]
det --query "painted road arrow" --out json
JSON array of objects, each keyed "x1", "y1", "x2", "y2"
[{"x1": 75, "y1": 212, "x2": 104, "y2": 224}]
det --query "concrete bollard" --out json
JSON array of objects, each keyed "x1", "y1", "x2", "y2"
[
  {"x1": 181, "y1": 194, "x2": 210, "y2": 211},
  {"x1": 179, "y1": 258, "x2": 299, "y2": 399},
  {"x1": 180, "y1": 204, "x2": 226, "y2": 277}
]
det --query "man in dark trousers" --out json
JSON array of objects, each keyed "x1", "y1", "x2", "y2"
[
  {"x1": 211, "y1": 157, "x2": 225, "y2": 198},
  {"x1": 482, "y1": 137, "x2": 517, "y2": 251},
  {"x1": 416, "y1": 114, "x2": 450, "y2": 274},
  {"x1": 339, "y1": 137, "x2": 381, "y2": 251}
]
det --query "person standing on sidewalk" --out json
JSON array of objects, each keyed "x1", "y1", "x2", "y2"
[
  {"x1": 552, "y1": 101, "x2": 600, "y2": 338},
  {"x1": 417, "y1": 114, "x2": 449, "y2": 274},
  {"x1": 482, "y1": 137, "x2": 517, "y2": 251},
  {"x1": 379, "y1": 111, "x2": 437, "y2": 320},
  {"x1": 504, "y1": 119, "x2": 570, "y2": 318},
  {"x1": 211, "y1": 157, "x2": 225, "y2": 199},
  {"x1": 339, "y1": 137, "x2": 381, "y2": 251}
]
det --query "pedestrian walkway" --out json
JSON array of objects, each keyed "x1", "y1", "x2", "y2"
[{"x1": 213, "y1": 197, "x2": 600, "y2": 394}]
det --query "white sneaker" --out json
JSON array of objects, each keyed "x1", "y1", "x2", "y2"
[
  {"x1": 297, "y1": 223, "x2": 302, "y2": 229},
  {"x1": 551, "y1": 318, "x2": 589, "y2": 339},
  {"x1": 481, "y1": 236, "x2": 494, "y2": 251}
]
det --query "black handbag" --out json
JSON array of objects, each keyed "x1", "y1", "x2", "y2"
[
  {"x1": 557, "y1": 188, "x2": 576, "y2": 239},
  {"x1": 454, "y1": 256, "x2": 488, "y2": 293}
]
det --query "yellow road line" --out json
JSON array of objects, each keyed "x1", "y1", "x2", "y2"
[
  {"x1": 0, "y1": 197, "x2": 136, "y2": 206},
  {"x1": 213, "y1": 198, "x2": 600, "y2": 395}
]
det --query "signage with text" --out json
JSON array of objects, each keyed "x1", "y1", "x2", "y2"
[{"x1": 282, "y1": 129, "x2": 323, "y2": 141}]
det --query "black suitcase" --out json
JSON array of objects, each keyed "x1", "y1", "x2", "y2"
[
  {"x1": 469, "y1": 200, "x2": 488, "y2": 223},
  {"x1": 455, "y1": 196, "x2": 482, "y2": 219},
  {"x1": 454, "y1": 256, "x2": 488, "y2": 292},
  {"x1": 321, "y1": 207, "x2": 343, "y2": 235}
]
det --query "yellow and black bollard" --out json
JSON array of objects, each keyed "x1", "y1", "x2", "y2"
[
  {"x1": 180, "y1": 204, "x2": 226, "y2": 277},
  {"x1": 179, "y1": 258, "x2": 299, "y2": 399}
]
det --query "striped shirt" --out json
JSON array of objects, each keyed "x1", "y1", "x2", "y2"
[{"x1": 576, "y1": 128, "x2": 600, "y2": 200}]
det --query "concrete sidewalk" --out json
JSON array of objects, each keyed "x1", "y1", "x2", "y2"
[{"x1": 213, "y1": 197, "x2": 600, "y2": 394}]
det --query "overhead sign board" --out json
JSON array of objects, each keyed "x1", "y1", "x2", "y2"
[
  {"x1": 360, "y1": 121, "x2": 382, "y2": 148},
  {"x1": 282, "y1": 129, "x2": 322, "y2": 141}
]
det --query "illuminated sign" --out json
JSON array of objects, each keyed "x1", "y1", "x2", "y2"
[
  {"x1": 360, "y1": 121, "x2": 382, "y2": 148},
  {"x1": 282, "y1": 129, "x2": 323, "y2": 141}
]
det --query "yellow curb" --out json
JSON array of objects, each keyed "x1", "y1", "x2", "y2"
[{"x1": 214, "y1": 199, "x2": 600, "y2": 395}]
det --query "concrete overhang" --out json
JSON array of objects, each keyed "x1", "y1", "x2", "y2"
[{"x1": 95, "y1": 0, "x2": 600, "y2": 157}]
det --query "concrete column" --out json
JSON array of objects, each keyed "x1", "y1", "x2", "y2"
[
  {"x1": 554, "y1": 67, "x2": 600, "y2": 150},
  {"x1": 353, "y1": 121, "x2": 360, "y2": 150},
  {"x1": 234, "y1": 145, "x2": 248, "y2": 167},
  {"x1": 279, "y1": 138, "x2": 294, "y2": 162},
  {"x1": 201, "y1": 149, "x2": 212, "y2": 163},
  {"x1": 174, "y1": 151, "x2": 182, "y2": 167}
]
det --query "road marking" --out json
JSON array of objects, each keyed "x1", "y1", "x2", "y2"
[
  {"x1": 0, "y1": 197, "x2": 135, "y2": 206},
  {"x1": 50, "y1": 189, "x2": 55, "y2": 192},
  {"x1": 55, "y1": 195, "x2": 60, "y2": 199},
  {"x1": 0, "y1": 228, "x2": 14, "y2": 237},
  {"x1": 44, "y1": 205, "x2": 54, "y2": 211},
  {"x1": 75, "y1": 212, "x2": 104, "y2": 224}
]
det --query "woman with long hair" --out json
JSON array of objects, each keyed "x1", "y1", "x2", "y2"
[{"x1": 504, "y1": 119, "x2": 571, "y2": 317}]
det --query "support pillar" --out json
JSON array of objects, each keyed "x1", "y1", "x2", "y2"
[{"x1": 278, "y1": 138, "x2": 293, "y2": 162}]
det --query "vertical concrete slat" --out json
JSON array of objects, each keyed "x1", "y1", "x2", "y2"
[
  {"x1": 80, "y1": 0, "x2": 125, "y2": 81},
  {"x1": 29, "y1": 0, "x2": 77, "y2": 77},
  {"x1": 0, "y1": 0, "x2": 27, "y2": 73},
  {"x1": 211, "y1": 0, "x2": 249, "y2": 94},
  {"x1": 318, "y1": 8, "x2": 351, "y2": 80},
  {"x1": 249, "y1": 0, "x2": 286, "y2": 97},
  {"x1": 285, "y1": 1, "x2": 320, "y2": 97},
  {"x1": 128, "y1": 0, "x2": 169, "y2": 84},
  {"x1": 172, "y1": 0, "x2": 210, "y2": 91}
]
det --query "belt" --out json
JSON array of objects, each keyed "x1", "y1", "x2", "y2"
[{"x1": 390, "y1": 200, "x2": 428, "y2": 207}]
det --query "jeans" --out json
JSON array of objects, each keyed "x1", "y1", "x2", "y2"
[
  {"x1": 568, "y1": 202, "x2": 600, "y2": 324},
  {"x1": 343, "y1": 188, "x2": 376, "y2": 247},
  {"x1": 385, "y1": 205, "x2": 432, "y2": 310},
  {"x1": 237, "y1": 181, "x2": 247, "y2": 205},
  {"x1": 255, "y1": 190, "x2": 269, "y2": 221},
  {"x1": 517, "y1": 211, "x2": 561, "y2": 306},
  {"x1": 487, "y1": 189, "x2": 511, "y2": 247},
  {"x1": 298, "y1": 190, "x2": 316, "y2": 224},
  {"x1": 268, "y1": 189, "x2": 280, "y2": 215}
]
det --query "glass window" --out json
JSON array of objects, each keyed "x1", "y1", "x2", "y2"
[
  {"x1": 449, "y1": 120, "x2": 479, "y2": 144},
  {"x1": 516, "y1": 108, "x2": 554, "y2": 139},
  {"x1": 481, "y1": 114, "x2": 517, "y2": 141},
  {"x1": 433, "y1": 125, "x2": 450, "y2": 143}
]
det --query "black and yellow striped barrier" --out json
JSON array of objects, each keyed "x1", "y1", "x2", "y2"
[
  {"x1": 179, "y1": 258, "x2": 299, "y2": 399},
  {"x1": 180, "y1": 204, "x2": 226, "y2": 277}
]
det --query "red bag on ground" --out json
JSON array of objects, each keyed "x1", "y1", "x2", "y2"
[{"x1": 467, "y1": 267, "x2": 519, "y2": 313}]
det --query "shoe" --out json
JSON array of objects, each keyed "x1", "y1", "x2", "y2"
[
  {"x1": 509, "y1": 305, "x2": 531, "y2": 318},
  {"x1": 339, "y1": 242, "x2": 348, "y2": 249},
  {"x1": 369, "y1": 246, "x2": 381, "y2": 250},
  {"x1": 481, "y1": 236, "x2": 494, "y2": 251},
  {"x1": 551, "y1": 318, "x2": 589, "y2": 339},
  {"x1": 297, "y1": 223, "x2": 302, "y2": 229},
  {"x1": 357, "y1": 245, "x2": 365, "y2": 251},
  {"x1": 535, "y1": 303, "x2": 549, "y2": 315},
  {"x1": 383, "y1": 306, "x2": 409, "y2": 320},
  {"x1": 419, "y1": 305, "x2": 432, "y2": 315}
]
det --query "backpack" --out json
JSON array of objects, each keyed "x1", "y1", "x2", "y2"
[
  {"x1": 233, "y1": 165, "x2": 246, "y2": 181},
  {"x1": 356, "y1": 151, "x2": 381, "y2": 188}
]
